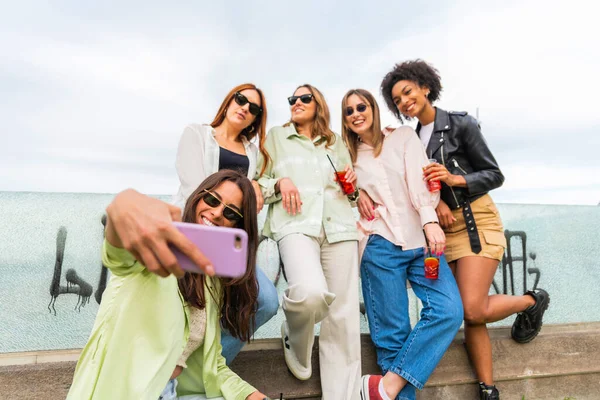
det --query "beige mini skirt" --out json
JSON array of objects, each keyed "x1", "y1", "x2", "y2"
[{"x1": 444, "y1": 194, "x2": 507, "y2": 263}]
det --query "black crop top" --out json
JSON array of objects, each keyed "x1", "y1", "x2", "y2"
[{"x1": 218, "y1": 146, "x2": 249, "y2": 176}]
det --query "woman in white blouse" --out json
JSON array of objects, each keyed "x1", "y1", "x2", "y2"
[
  {"x1": 172, "y1": 83, "x2": 279, "y2": 365},
  {"x1": 340, "y1": 89, "x2": 463, "y2": 400}
]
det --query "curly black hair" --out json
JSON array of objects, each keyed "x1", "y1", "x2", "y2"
[{"x1": 380, "y1": 59, "x2": 442, "y2": 122}]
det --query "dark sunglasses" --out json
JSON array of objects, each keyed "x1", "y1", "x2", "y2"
[
  {"x1": 345, "y1": 103, "x2": 368, "y2": 116},
  {"x1": 287, "y1": 94, "x2": 313, "y2": 106},
  {"x1": 202, "y1": 189, "x2": 244, "y2": 223},
  {"x1": 234, "y1": 92, "x2": 262, "y2": 116}
]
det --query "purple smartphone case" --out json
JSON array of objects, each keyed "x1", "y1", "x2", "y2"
[{"x1": 171, "y1": 222, "x2": 248, "y2": 278}]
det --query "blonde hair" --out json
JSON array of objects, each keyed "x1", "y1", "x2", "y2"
[
  {"x1": 285, "y1": 84, "x2": 336, "y2": 147},
  {"x1": 210, "y1": 83, "x2": 270, "y2": 176},
  {"x1": 341, "y1": 89, "x2": 383, "y2": 163}
]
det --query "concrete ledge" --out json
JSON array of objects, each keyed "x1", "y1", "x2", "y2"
[{"x1": 1, "y1": 323, "x2": 599, "y2": 399}]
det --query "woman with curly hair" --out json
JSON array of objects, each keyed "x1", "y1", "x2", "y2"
[
  {"x1": 378, "y1": 60, "x2": 550, "y2": 400},
  {"x1": 256, "y1": 84, "x2": 361, "y2": 400}
]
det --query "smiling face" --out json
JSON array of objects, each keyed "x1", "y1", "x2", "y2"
[
  {"x1": 290, "y1": 86, "x2": 316, "y2": 125},
  {"x1": 194, "y1": 181, "x2": 243, "y2": 228},
  {"x1": 343, "y1": 94, "x2": 374, "y2": 137},
  {"x1": 224, "y1": 88, "x2": 261, "y2": 132},
  {"x1": 391, "y1": 80, "x2": 431, "y2": 120}
]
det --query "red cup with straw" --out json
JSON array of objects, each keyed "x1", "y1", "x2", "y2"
[{"x1": 327, "y1": 155, "x2": 355, "y2": 195}]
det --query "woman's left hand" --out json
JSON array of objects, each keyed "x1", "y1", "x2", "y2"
[
  {"x1": 342, "y1": 164, "x2": 357, "y2": 185},
  {"x1": 423, "y1": 162, "x2": 455, "y2": 186},
  {"x1": 423, "y1": 222, "x2": 446, "y2": 255},
  {"x1": 251, "y1": 180, "x2": 264, "y2": 213}
]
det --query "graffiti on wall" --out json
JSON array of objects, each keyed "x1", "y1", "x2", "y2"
[
  {"x1": 492, "y1": 230, "x2": 541, "y2": 295},
  {"x1": 48, "y1": 216, "x2": 109, "y2": 315}
]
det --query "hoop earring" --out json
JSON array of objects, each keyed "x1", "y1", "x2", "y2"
[{"x1": 249, "y1": 125, "x2": 255, "y2": 133}]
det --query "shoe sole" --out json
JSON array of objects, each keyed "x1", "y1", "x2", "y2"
[
  {"x1": 512, "y1": 291, "x2": 550, "y2": 344},
  {"x1": 281, "y1": 322, "x2": 312, "y2": 381},
  {"x1": 360, "y1": 375, "x2": 370, "y2": 400}
]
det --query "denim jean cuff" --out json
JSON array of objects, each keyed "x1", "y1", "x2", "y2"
[{"x1": 388, "y1": 365, "x2": 424, "y2": 390}]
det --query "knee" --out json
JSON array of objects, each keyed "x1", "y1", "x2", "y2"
[
  {"x1": 284, "y1": 284, "x2": 334, "y2": 313},
  {"x1": 442, "y1": 298, "x2": 464, "y2": 330},
  {"x1": 463, "y1": 304, "x2": 487, "y2": 326}
]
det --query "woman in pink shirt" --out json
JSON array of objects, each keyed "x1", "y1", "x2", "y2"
[{"x1": 341, "y1": 89, "x2": 463, "y2": 400}]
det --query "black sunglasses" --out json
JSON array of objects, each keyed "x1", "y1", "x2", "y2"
[
  {"x1": 234, "y1": 92, "x2": 262, "y2": 116},
  {"x1": 202, "y1": 189, "x2": 244, "y2": 223},
  {"x1": 345, "y1": 103, "x2": 368, "y2": 116},
  {"x1": 287, "y1": 94, "x2": 313, "y2": 106}
]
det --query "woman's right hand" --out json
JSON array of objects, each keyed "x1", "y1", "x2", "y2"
[
  {"x1": 436, "y1": 199, "x2": 457, "y2": 229},
  {"x1": 278, "y1": 177, "x2": 302, "y2": 215},
  {"x1": 357, "y1": 189, "x2": 375, "y2": 221},
  {"x1": 105, "y1": 189, "x2": 214, "y2": 278}
]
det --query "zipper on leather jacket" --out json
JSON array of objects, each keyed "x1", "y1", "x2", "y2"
[
  {"x1": 452, "y1": 158, "x2": 468, "y2": 175},
  {"x1": 440, "y1": 133, "x2": 461, "y2": 209}
]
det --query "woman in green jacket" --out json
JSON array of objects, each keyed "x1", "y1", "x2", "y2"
[{"x1": 67, "y1": 170, "x2": 267, "y2": 400}]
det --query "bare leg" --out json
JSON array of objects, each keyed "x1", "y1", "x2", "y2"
[
  {"x1": 382, "y1": 372, "x2": 407, "y2": 398},
  {"x1": 455, "y1": 256, "x2": 535, "y2": 384}
]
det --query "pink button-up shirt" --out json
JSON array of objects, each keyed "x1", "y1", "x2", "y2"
[{"x1": 354, "y1": 126, "x2": 440, "y2": 258}]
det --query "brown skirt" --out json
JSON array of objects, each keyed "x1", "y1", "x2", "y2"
[{"x1": 444, "y1": 194, "x2": 507, "y2": 263}]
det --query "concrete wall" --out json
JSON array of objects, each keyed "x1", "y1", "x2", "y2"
[{"x1": 1, "y1": 191, "x2": 599, "y2": 353}]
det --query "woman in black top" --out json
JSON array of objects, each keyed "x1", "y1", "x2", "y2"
[{"x1": 377, "y1": 60, "x2": 550, "y2": 400}]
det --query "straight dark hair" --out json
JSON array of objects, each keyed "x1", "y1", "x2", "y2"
[{"x1": 179, "y1": 170, "x2": 259, "y2": 342}]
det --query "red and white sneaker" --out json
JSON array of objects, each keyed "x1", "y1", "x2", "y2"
[{"x1": 360, "y1": 374, "x2": 384, "y2": 400}]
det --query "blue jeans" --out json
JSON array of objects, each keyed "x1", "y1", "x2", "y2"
[
  {"x1": 220, "y1": 266, "x2": 279, "y2": 364},
  {"x1": 361, "y1": 235, "x2": 463, "y2": 400}
]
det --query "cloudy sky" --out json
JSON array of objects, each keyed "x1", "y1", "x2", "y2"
[{"x1": 1, "y1": 0, "x2": 598, "y2": 205}]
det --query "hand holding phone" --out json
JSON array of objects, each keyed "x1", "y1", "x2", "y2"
[{"x1": 171, "y1": 222, "x2": 248, "y2": 278}]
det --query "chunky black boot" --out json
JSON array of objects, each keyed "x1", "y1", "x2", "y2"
[
  {"x1": 479, "y1": 382, "x2": 500, "y2": 400},
  {"x1": 511, "y1": 288, "x2": 550, "y2": 344}
]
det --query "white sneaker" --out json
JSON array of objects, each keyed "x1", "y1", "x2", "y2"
[{"x1": 281, "y1": 321, "x2": 312, "y2": 380}]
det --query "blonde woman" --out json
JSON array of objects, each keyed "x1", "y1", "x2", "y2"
[
  {"x1": 341, "y1": 89, "x2": 463, "y2": 400},
  {"x1": 256, "y1": 84, "x2": 361, "y2": 400}
]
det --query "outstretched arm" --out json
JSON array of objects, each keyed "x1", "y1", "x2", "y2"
[{"x1": 106, "y1": 189, "x2": 214, "y2": 278}]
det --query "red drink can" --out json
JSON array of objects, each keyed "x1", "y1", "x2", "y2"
[
  {"x1": 428, "y1": 179, "x2": 441, "y2": 192},
  {"x1": 336, "y1": 171, "x2": 356, "y2": 195},
  {"x1": 427, "y1": 159, "x2": 441, "y2": 193}
]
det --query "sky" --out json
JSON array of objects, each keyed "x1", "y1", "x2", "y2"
[{"x1": 1, "y1": 0, "x2": 598, "y2": 205}]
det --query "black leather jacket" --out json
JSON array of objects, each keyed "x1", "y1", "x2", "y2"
[{"x1": 416, "y1": 107, "x2": 504, "y2": 209}]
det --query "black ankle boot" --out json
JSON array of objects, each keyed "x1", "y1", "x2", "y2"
[{"x1": 479, "y1": 382, "x2": 499, "y2": 400}]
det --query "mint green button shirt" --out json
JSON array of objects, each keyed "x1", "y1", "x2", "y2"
[
  {"x1": 256, "y1": 124, "x2": 358, "y2": 243},
  {"x1": 67, "y1": 240, "x2": 256, "y2": 400}
]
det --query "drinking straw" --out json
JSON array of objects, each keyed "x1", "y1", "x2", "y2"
[{"x1": 326, "y1": 155, "x2": 338, "y2": 173}]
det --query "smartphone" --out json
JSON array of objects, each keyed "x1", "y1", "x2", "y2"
[{"x1": 171, "y1": 222, "x2": 248, "y2": 278}]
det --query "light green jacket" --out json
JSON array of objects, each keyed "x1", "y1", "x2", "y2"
[
  {"x1": 67, "y1": 240, "x2": 256, "y2": 400},
  {"x1": 256, "y1": 124, "x2": 358, "y2": 243}
]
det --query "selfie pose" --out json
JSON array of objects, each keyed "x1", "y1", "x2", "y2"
[
  {"x1": 380, "y1": 60, "x2": 550, "y2": 400},
  {"x1": 173, "y1": 83, "x2": 278, "y2": 364},
  {"x1": 256, "y1": 84, "x2": 361, "y2": 400},
  {"x1": 67, "y1": 170, "x2": 267, "y2": 400},
  {"x1": 341, "y1": 89, "x2": 463, "y2": 400}
]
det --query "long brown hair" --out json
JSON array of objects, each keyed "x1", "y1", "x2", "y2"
[
  {"x1": 285, "y1": 84, "x2": 336, "y2": 147},
  {"x1": 341, "y1": 89, "x2": 384, "y2": 163},
  {"x1": 210, "y1": 83, "x2": 271, "y2": 176},
  {"x1": 178, "y1": 170, "x2": 259, "y2": 342}
]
